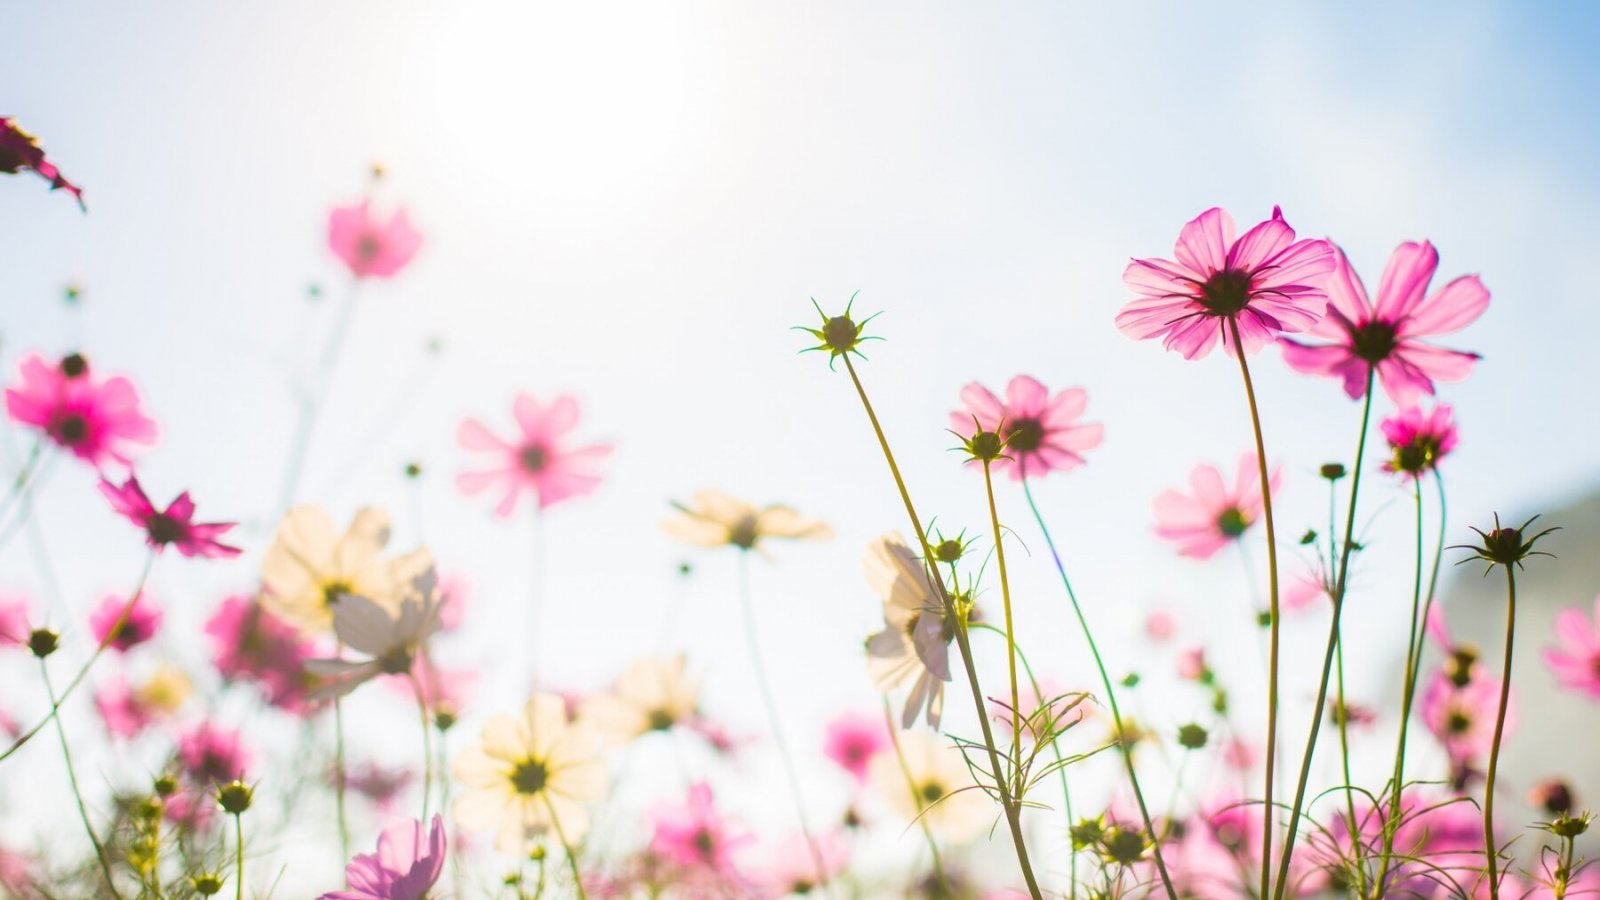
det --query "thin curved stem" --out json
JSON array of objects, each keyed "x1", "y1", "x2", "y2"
[
  {"x1": 233, "y1": 813, "x2": 245, "y2": 900},
  {"x1": 544, "y1": 795, "x2": 588, "y2": 900},
  {"x1": 838, "y1": 355, "x2": 1042, "y2": 900},
  {"x1": 334, "y1": 650, "x2": 351, "y2": 862},
  {"x1": 1328, "y1": 480, "x2": 1362, "y2": 896},
  {"x1": 1374, "y1": 474, "x2": 1427, "y2": 892},
  {"x1": 1484, "y1": 566, "x2": 1516, "y2": 900},
  {"x1": 1229, "y1": 319, "x2": 1283, "y2": 900},
  {"x1": 1021, "y1": 476, "x2": 1177, "y2": 900},
  {"x1": 410, "y1": 671, "x2": 433, "y2": 823},
  {"x1": 1272, "y1": 364, "x2": 1374, "y2": 900},
  {"x1": 42, "y1": 662, "x2": 120, "y2": 898},
  {"x1": 883, "y1": 697, "x2": 948, "y2": 892},
  {"x1": 737, "y1": 553, "x2": 833, "y2": 897},
  {"x1": 981, "y1": 462, "x2": 1023, "y2": 781},
  {"x1": 0, "y1": 552, "x2": 156, "y2": 765}
]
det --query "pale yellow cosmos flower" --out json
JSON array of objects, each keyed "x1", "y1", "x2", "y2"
[
  {"x1": 867, "y1": 728, "x2": 991, "y2": 844},
  {"x1": 661, "y1": 490, "x2": 832, "y2": 553},
  {"x1": 260, "y1": 505, "x2": 432, "y2": 636},
  {"x1": 581, "y1": 654, "x2": 700, "y2": 744}
]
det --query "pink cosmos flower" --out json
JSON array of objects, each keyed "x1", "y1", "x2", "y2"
[
  {"x1": 1280, "y1": 242, "x2": 1487, "y2": 404},
  {"x1": 1544, "y1": 595, "x2": 1600, "y2": 699},
  {"x1": 949, "y1": 376, "x2": 1104, "y2": 480},
  {"x1": 1380, "y1": 403, "x2": 1458, "y2": 479},
  {"x1": 747, "y1": 832, "x2": 849, "y2": 899},
  {"x1": 456, "y1": 393, "x2": 612, "y2": 515},
  {"x1": 346, "y1": 763, "x2": 415, "y2": 816},
  {"x1": 437, "y1": 573, "x2": 469, "y2": 631},
  {"x1": 0, "y1": 845, "x2": 36, "y2": 898},
  {"x1": 0, "y1": 117, "x2": 84, "y2": 209},
  {"x1": 177, "y1": 721, "x2": 252, "y2": 784},
  {"x1": 328, "y1": 201, "x2": 423, "y2": 279},
  {"x1": 1421, "y1": 669, "x2": 1514, "y2": 764},
  {"x1": 94, "y1": 675, "x2": 155, "y2": 738},
  {"x1": 204, "y1": 595, "x2": 318, "y2": 714},
  {"x1": 384, "y1": 654, "x2": 477, "y2": 721},
  {"x1": 98, "y1": 475, "x2": 240, "y2": 558},
  {"x1": 1285, "y1": 568, "x2": 1330, "y2": 612},
  {"x1": 1177, "y1": 647, "x2": 1207, "y2": 681},
  {"x1": 163, "y1": 788, "x2": 217, "y2": 832},
  {"x1": 1153, "y1": 453, "x2": 1282, "y2": 559},
  {"x1": 685, "y1": 716, "x2": 748, "y2": 757},
  {"x1": 1117, "y1": 207, "x2": 1335, "y2": 359},
  {"x1": 1221, "y1": 737, "x2": 1258, "y2": 771},
  {"x1": 319, "y1": 815, "x2": 445, "y2": 900},
  {"x1": 822, "y1": 712, "x2": 889, "y2": 784},
  {"x1": 1144, "y1": 609, "x2": 1177, "y2": 642},
  {"x1": 4, "y1": 352, "x2": 156, "y2": 468},
  {"x1": 650, "y1": 783, "x2": 753, "y2": 880},
  {"x1": 88, "y1": 591, "x2": 162, "y2": 653},
  {"x1": 0, "y1": 594, "x2": 29, "y2": 648}
]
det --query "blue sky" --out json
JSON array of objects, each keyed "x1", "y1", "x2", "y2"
[{"x1": 3, "y1": 0, "x2": 1598, "y2": 888}]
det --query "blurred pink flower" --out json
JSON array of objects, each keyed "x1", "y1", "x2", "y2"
[
  {"x1": 0, "y1": 705, "x2": 18, "y2": 740},
  {"x1": 94, "y1": 674, "x2": 154, "y2": 738},
  {"x1": 163, "y1": 788, "x2": 217, "y2": 832},
  {"x1": 204, "y1": 595, "x2": 318, "y2": 714},
  {"x1": 0, "y1": 117, "x2": 84, "y2": 208},
  {"x1": 385, "y1": 654, "x2": 477, "y2": 720},
  {"x1": 456, "y1": 393, "x2": 612, "y2": 515},
  {"x1": 98, "y1": 475, "x2": 240, "y2": 558},
  {"x1": 437, "y1": 572, "x2": 469, "y2": 631},
  {"x1": 1380, "y1": 403, "x2": 1458, "y2": 479},
  {"x1": 346, "y1": 762, "x2": 415, "y2": 816},
  {"x1": 1285, "y1": 569, "x2": 1330, "y2": 612},
  {"x1": 1221, "y1": 737, "x2": 1257, "y2": 771},
  {"x1": 1421, "y1": 669, "x2": 1514, "y2": 764},
  {"x1": 1117, "y1": 206, "x2": 1335, "y2": 359},
  {"x1": 650, "y1": 782, "x2": 752, "y2": 879},
  {"x1": 949, "y1": 376, "x2": 1103, "y2": 480},
  {"x1": 1177, "y1": 647, "x2": 1207, "y2": 681},
  {"x1": 328, "y1": 201, "x2": 423, "y2": 280},
  {"x1": 88, "y1": 591, "x2": 162, "y2": 652},
  {"x1": 319, "y1": 815, "x2": 445, "y2": 900},
  {"x1": 0, "y1": 844, "x2": 36, "y2": 898},
  {"x1": 0, "y1": 594, "x2": 30, "y2": 648},
  {"x1": 685, "y1": 716, "x2": 748, "y2": 757},
  {"x1": 1544, "y1": 595, "x2": 1600, "y2": 699},
  {"x1": 1144, "y1": 609, "x2": 1177, "y2": 642},
  {"x1": 822, "y1": 712, "x2": 889, "y2": 784},
  {"x1": 4, "y1": 352, "x2": 156, "y2": 468},
  {"x1": 1153, "y1": 453, "x2": 1281, "y2": 560},
  {"x1": 1281, "y1": 242, "x2": 1487, "y2": 404},
  {"x1": 177, "y1": 721, "x2": 251, "y2": 785},
  {"x1": 747, "y1": 831, "x2": 848, "y2": 898}
]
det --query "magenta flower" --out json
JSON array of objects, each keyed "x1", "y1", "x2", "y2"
[
  {"x1": 177, "y1": 721, "x2": 252, "y2": 785},
  {"x1": 1281, "y1": 242, "x2": 1487, "y2": 404},
  {"x1": 456, "y1": 393, "x2": 612, "y2": 515},
  {"x1": 88, "y1": 591, "x2": 163, "y2": 653},
  {"x1": 328, "y1": 201, "x2": 423, "y2": 279},
  {"x1": 650, "y1": 782, "x2": 752, "y2": 879},
  {"x1": 1544, "y1": 595, "x2": 1600, "y2": 699},
  {"x1": 1420, "y1": 668, "x2": 1514, "y2": 764},
  {"x1": 98, "y1": 475, "x2": 240, "y2": 558},
  {"x1": 1380, "y1": 403, "x2": 1458, "y2": 478},
  {"x1": 4, "y1": 352, "x2": 157, "y2": 468},
  {"x1": 203, "y1": 595, "x2": 318, "y2": 714},
  {"x1": 1117, "y1": 207, "x2": 1335, "y2": 359},
  {"x1": 822, "y1": 712, "x2": 889, "y2": 784},
  {"x1": 1153, "y1": 453, "x2": 1281, "y2": 559},
  {"x1": 0, "y1": 118, "x2": 84, "y2": 209},
  {"x1": 950, "y1": 376, "x2": 1103, "y2": 480},
  {"x1": 93, "y1": 675, "x2": 153, "y2": 739},
  {"x1": 319, "y1": 815, "x2": 445, "y2": 900}
]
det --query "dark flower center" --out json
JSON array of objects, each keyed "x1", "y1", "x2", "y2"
[
  {"x1": 646, "y1": 708, "x2": 675, "y2": 731},
  {"x1": 356, "y1": 234, "x2": 381, "y2": 261},
  {"x1": 1446, "y1": 710, "x2": 1472, "y2": 734},
  {"x1": 519, "y1": 445, "x2": 548, "y2": 473},
  {"x1": 321, "y1": 580, "x2": 354, "y2": 609},
  {"x1": 1348, "y1": 319, "x2": 1398, "y2": 363},
  {"x1": 1216, "y1": 507, "x2": 1249, "y2": 538},
  {"x1": 377, "y1": 646, "x2": 413, "y2": 675},
  {"x1": 920, "y1": 781, "x2": 945, "y2": 804},
  {"x1": 1215, "y1": 821, "x2": 1244, "y2": 852},
  {"x1": 728, "y1": 514, "x2": 760, "y2": 550},
  {"x1": 59, "y1": 353, "x2": 89, "y2": 378},
  {"x1": 510, "y1": 758, "x2": 549, "y2": 795},
  {"x1": 145, "y1": 513, "x2": 185, "y2": 546},
  {"x1": 1392, "y1": 439, "x2": 1439, "y2": 475},
  {"x1": 693, "y1": 828, "x2": 716, "y2": 859},
  {"x1": 1198, "y1": 268, "x2": 1254, "y2": 316},
  {"x1": 1003, "y1": 417, "x2": 1044, "y2": 453},
  {"x1": 52, "y1": 412, "x2": 89, "y2": 445}
]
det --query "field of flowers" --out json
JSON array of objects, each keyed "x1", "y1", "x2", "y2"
[{"x1": 2, "y1": 66, "x2": 1598, "y2": 900}]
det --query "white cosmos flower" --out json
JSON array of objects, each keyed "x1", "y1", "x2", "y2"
[
  {"x1": 260, "y1": 505, "x2": 433, "y2": 636},
  {"x1": 662, "y1": 489, "x2": 832, "y2": 553},
  {"x1": 304, "y1": 569, "x2": 444, "y2": 700},
  {"x1": 453, "y1": 693, "x2": 607, "y2": 852},
  {"x1": 864, "y1": 532, "x2": 953, "y2": 729},
  {"x1": 867, "y1": 728, "x2": 991, "y2": 844},
  {"x1": 580, "y1": 654, "x2": 701, "y2": 744}
]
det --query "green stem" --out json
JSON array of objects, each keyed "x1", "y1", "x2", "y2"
[
  {"x1": 234, "y1": 812, "x2": 245, "y2": 900},
  {"x1": 1272, "y1": 365, "x2": 1374, "y2": 900},
  {"x1": 1228, "y1": 318, "x2": 1283, "y2": 900},
  {"x1": 981, "y1": 462, "x2": 1024, "y2": 784},
  {"x1": 735, "y1": 553, "x2": 833, "y2": 896},
  {"x1": 1, "y1": 553, "x2": 156, "y2": 765},
  {"x1": 1327, "y1": 479, "x2": 1363, "y2": 897},
  {"x1": 410, "y1": 671, "x2": 433, "y2": 823},
  {"x1": 1374, "y1": 474, "x2": 1428, "y2": 892},
  {"x1": 545, "y1": 795, "x2": 588, "y2": 900},
  {"x1": 1021, "y1": 476, "x2": 1176, "y2": 900},
  {"x1": 839, "y1": 355, "x2": 1042, "y2": 900},
  {"x1": 1483, "y1": 565, "x2": 1516, "y2": 900},
  {"x1": 334, "y1": 677, "x2": 350, "y2": 862},
  {"x1": 883, "y1": 697, "x2": 948, "y2": 892},
  {"x1": 42, "y1": 662, "x2": 120, "y2": 899}
]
